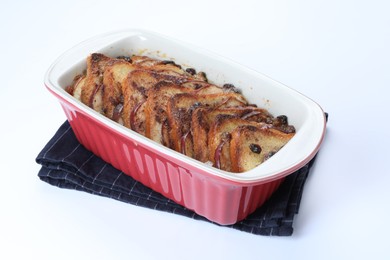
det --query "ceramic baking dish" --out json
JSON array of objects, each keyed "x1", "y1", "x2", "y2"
[{"x1": 44, "y1": 29, "x2": 326, "y2": 225}]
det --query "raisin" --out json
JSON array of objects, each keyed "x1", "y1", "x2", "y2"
[
  {"x1": 162, "y1": 60, "x2": 182, "y2": 68},
  {"x1": 276, "y1": 115, "x2": 288, "y2": 125},
  {"x1": 194, "y1": 83, "x2": 203, "y2": 89},
  {"x1": 117, "y1": 56, "x2": 132, "y2": 62},
  {"x1": 223, "y1": 83, "x2": 235, "y2": 89},
  {"x1": 250, "y1": 144, "x2": 262, "y2": 154},
  {"x1": 162, "y1": 60, "x2": 175, "y2": 65},
  {"x1": 223, "y1": 83, "x2": 241, "y2": 93},
  {"x1": 185, "y1": 68, "x2": 196, "y2": 75}
]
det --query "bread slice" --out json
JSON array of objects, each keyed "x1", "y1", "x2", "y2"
[
  {"x1": 130, "y1": 55, "x2": 207, "y2": 80},
  {"x1": 180, "y1": 80, "x2": 211, "y2": 90},
  {"x1": 102, "y1": 60, "x2": 136, "y2": 124},
  {"x1": 130, "y1": 55, "x2": 162, "y2": 66},
  {"x1": 230, "y1": 125, "x2": 294, "y2": 173},
  {"x1": 72, "y1": 76, "x2": 86, "y2": 101},
  {"x1": 66, "y1": 74, "x2": 86, "y2": 100},
  {"x1": 81, "y1": 53, "x2": 114, "y2": 113},
  {"x1": 145, "y1": 81, "x2": 192, "y2": 145},
  {"x1": 121, "y1": 69, "x2": 159, "y2": 134},
  {"x1": 208, "y1": 115, "x2": 264, "y2": 171}
]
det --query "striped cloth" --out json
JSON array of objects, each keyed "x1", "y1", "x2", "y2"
[{"x1": 36, "y1": 121, "x2": 317, "y2": 236}]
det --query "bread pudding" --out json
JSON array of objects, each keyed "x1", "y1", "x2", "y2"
[{"x1": 66, "y1": 53, "x2": 296, "y2": 173}]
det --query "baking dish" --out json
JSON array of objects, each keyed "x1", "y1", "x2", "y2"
[{"x1": 44, "y1": 29, "x2": 326, "y2": 225}]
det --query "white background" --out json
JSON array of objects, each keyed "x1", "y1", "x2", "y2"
[{"x1": 1, "y1": 0, "x2": 389, "y2": 259}]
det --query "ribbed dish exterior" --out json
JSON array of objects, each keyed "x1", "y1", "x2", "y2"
[{"x1": 60, "y1": 101, "x2": 284, "y2": 225}]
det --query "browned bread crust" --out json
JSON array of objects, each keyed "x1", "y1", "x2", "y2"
[
  {"x1": 102, "y1": 60, "x2": 136, "y2": 123},
  {"x1": 81, "y1": 53, "x2": 114, "y2": 112},
  {"x1": 145, "y1": 81, "x2": 192, "y2": 145},
  {"x1": 121, "y1": 69, "x2": 162, "y2": 134},
  {"x1": 230, "y1": 125, "x2": 294, "y2": 172},
  {"x1": 207, "y1": 115, "x2": 265, "y2": 171}
]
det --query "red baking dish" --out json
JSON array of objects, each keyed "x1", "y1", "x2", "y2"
[{"x1": 44, "y1": 29, "x2": 326, "y2": 225}]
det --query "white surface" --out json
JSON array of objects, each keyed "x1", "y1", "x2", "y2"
[{"x1": 1, "y1": 0, "x2": 389, "y2": 259}]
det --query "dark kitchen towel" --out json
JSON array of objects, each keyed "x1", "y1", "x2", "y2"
[{"x1": 36, "y1": 120, "x2": 321, "y2": 236}]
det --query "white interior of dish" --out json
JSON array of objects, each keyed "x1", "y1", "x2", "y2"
[{"x1": 45, "y1": 29, "x2": 326, "y2": 183}]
